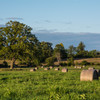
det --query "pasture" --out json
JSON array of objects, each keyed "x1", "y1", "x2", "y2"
[{"x1": 0, "y1": 67, "x2": 100, "y2": 100}]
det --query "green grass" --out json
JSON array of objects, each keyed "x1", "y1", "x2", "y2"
[{"x1": 0, "y1": 67, "x2": 100, "y2": 100}]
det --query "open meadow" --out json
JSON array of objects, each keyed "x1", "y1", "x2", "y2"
[{"x1": 0, "y1": 66, "x2": 100, "y2": 100}]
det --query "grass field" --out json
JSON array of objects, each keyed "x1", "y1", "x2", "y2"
[{"x1": 0, "y1": 67, "x2": 100, "y2": 100}]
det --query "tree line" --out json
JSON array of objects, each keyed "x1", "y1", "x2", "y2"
[{"x1": 0, "y1": 21, "x2": 100, "y2": 69}]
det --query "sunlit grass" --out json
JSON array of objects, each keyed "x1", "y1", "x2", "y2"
[{"x1": 0, "y1": 67, "x2": 100, "y2": 100}]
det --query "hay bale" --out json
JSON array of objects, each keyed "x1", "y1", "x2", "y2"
[
  {"x1": 80, "y1": 69, "x2": 98, "y2": 81},
  {"x1": 49, "y1": 66, "x2": 53, "y2": 69},
  {"x1": 88, "y1": 67, "x2": 95, "y2": 70},
  {"x1": 74, "y1": 66, "x2": 77, "y2": 68},
  {"x1": 34, "y1": 67, "x2": 38, "y2": 70},
  {"x1": 55, "y1": 68, "x2": 60, "y2": 71},
  {"x1": 77, "y1": 66, "x2": 82, "y2": 69},
  {"x1": 96, "y1": 69, "x2": 100, "y2": 77},
  {"x1": 44, "y1": 67, "x2": 50, "y2": 70},
  {"x1": 82, "y1": 65, "x2": 86, "y2": 68},
  {"x1": 41, "y1": 66, "x2": 44, "y2": 68},
  {"x1": 30, "y1": 68, "x2": 36, "y2": 72},
  {"x1": 62, "y1": 68, "x2": 68, "y2": 72}
]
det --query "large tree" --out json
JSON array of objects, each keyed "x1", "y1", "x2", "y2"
[{"x1": 0, "y1": 21, "x2": 39, "y2": 69}]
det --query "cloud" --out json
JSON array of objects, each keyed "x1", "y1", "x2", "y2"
[
  {"x1": 65, "y1": 22, "x2": 72, "y2": 25},
  {"x1": 0, "y1": 18, "x2": 3, "y2": 21},
  {"x1": 0, "y1": 24, "x2": 5, "y2": 27},
  {"x1": 6, "y1": 17, "x2": 23, "y2": 20},
  {"x1": 34, "y1": 28, "x2": 99, "y2": 35},
  {"x1": 44, "y1": 20, "x2": 51, "y2": 23},
  {"x1": 34, "y1": 32, "x2": 100, "y2": 51},
  {"x1": 34, "y1": 29, "x2": 57, "y2": 34},
  {"x1": 86, "y1": 26, "x2": 91, "y2": 29},
  {"x1": 34, "y1": 20, "x2": 72, "y2": 25}
]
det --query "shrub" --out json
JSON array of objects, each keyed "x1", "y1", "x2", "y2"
[
  {"x1": 3, "y1": 61, "x2": 8, "y2": 67},
  {"x1": 75, "y1": 62, "x2": 80, "y2": 66},
  {"x1": 67, "y1": 57, "x2": 74, "y2": 66},
  {"x1": 80, "y1": 60, "x2": 90, "y2": 66},
  {"x1": 60, "y1": 62, "x2": 67, "y2": 66},
  {"x1": 95, "y1": 63, "x2": 100, "y2": 66}
]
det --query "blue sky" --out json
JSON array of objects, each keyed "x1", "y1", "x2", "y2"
[
  {"x1": 0, "y1": 0, "x2": 100, "y2": 50},
  {"x1": 1, "y1": 0, "x2": 100, "y2": 33}
]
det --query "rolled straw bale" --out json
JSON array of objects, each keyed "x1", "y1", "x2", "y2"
[
  {"x1": 82, "y1": 65, "x2": 86, "y2": 68},
  {"x1": 80, "y1": 69, "x2": 98, "y2": 81},
  {"x1": 34, "y1": 67, "x2": 38, "y2": 70},
  {"x1": 44, "y1": 67, "x2": 50, "y2": 70},
  {"x1": 74, "y1": 66, "x2": 77, "y2": 68},
  {"x1": 77, "y1": 66, "x2": 82, "y2": 69},
  {"x1": 88, "y1": 67, "x2": 95, "y2": 70},
  {"x1": 62, "y1": 68, "x2": 68, "y2": 72},
  {"x1": 41, "y1": 66, "x2": 44, "y2": 68},
  {"x1": 30, "y1": 68, "x2": 36, "y2": 72},
  {"x1": 49, "y1": 66, "x2": 53, "y2": 69},
  {"x1": 55, "y1": 68, "x2": 60, "y2": 71}
]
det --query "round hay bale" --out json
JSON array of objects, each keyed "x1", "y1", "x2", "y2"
[
  {"x1": 55, "y1": 68, "x2": 60, "y2": 71},
  {"x1": 80, "y1": 69, "x2": 98, "y2": 81},
  {"x1": 49, "y1": 66, "x2": 53, "y2": 69},
  {"x1": 96, "y1": 69, "x2": 100, "y2": 77},
  {"x1": 34, "y1": 67, "x2": 38, "y2": 70},
  {"x1": 44, "y1": 67, "x2": 50, "y2": 70},
  {"x1": 74, "y1": 66, "x2": 77, "y2": 68},
  {"x1": 82, "y1": 65, "x2": 86, "y2": 68},
  {"x1": 41, "y1": 66, "x2": 44, "y2": 68},
  {"x1": 30, "y1": 68, "x2": 36, "y2": 72},
  {"x1": 62, "y1": 68, "x2": 68, "y2": 72},
  {"x1": 88, "y1": 67, "x2": 95, "y2": 70},
  {"x1": 77, "y1": 66, "x2": 82, "y2": 69}
]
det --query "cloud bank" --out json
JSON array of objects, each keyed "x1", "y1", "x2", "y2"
[
  {"x1": 34, "y1": 31, "x2": 100, "y2": 51},
  {"x1": 6, "y1": 17, "x2": 23, "y2": 20}
]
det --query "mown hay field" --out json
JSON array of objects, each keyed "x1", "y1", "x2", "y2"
[{"x1": 0, "y1": 67, "x2": 100, "y2": 100}]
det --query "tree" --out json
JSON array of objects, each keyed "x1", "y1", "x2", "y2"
[
  {"x1": 76, "y1": 41, "x2": 86, "y2": 58},
  {"x1": 45, "y1": 56, "x2": 55, "y2": 66},
  {"x1": 67, "y1": 57, "x2": 74, "y2": 66},
  {"x1": 54, "y1": 43, "x2": 67, "y2": 64},
  {"x1": 77, "y1": 41, "x2": 85, "y2": 52},
  {"x1": 67, "y1": 45, "x2": 76, "y2": 58},
  {"x1": 40, "y1": 41, "x2": 53, "y2": 62},
  {"x1": 88, "y1": 50, "x2": 99, "y2": 58},
  {"x1": 0, "y1": 21, "x2": 39, "y2": 69}
]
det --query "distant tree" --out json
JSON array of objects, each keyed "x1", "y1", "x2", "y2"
[
  {"x1": 76, "y1": 41, "x2": 86, "y2": 58},
  {"x1": 40, "y1": 41, "x2": 53, "y2": 62},
  {"x1": 0, "y1": 34, "x2": 5, "y2": 59},
  {"x1": 45, "y1": 56, "x2": 55, "y2": 66},
  {"x1": 77, "y1": 41, "x2": 85, "y2": 52},
  {"x1": 54, "y1": 43, "x2": 67, "y2": 64},
  {"x1": 67, "y1": 45, "x2": 76, "y2": 58},
  {"x1": 0, "y1": 21, "x2": 39, "y2": 69},
  {"x1": 88, "y1": 50, "x2": 100, "y2": 58},
  {"x1": 67, "y1": 57, "x2": 74, "y2": 66}
]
